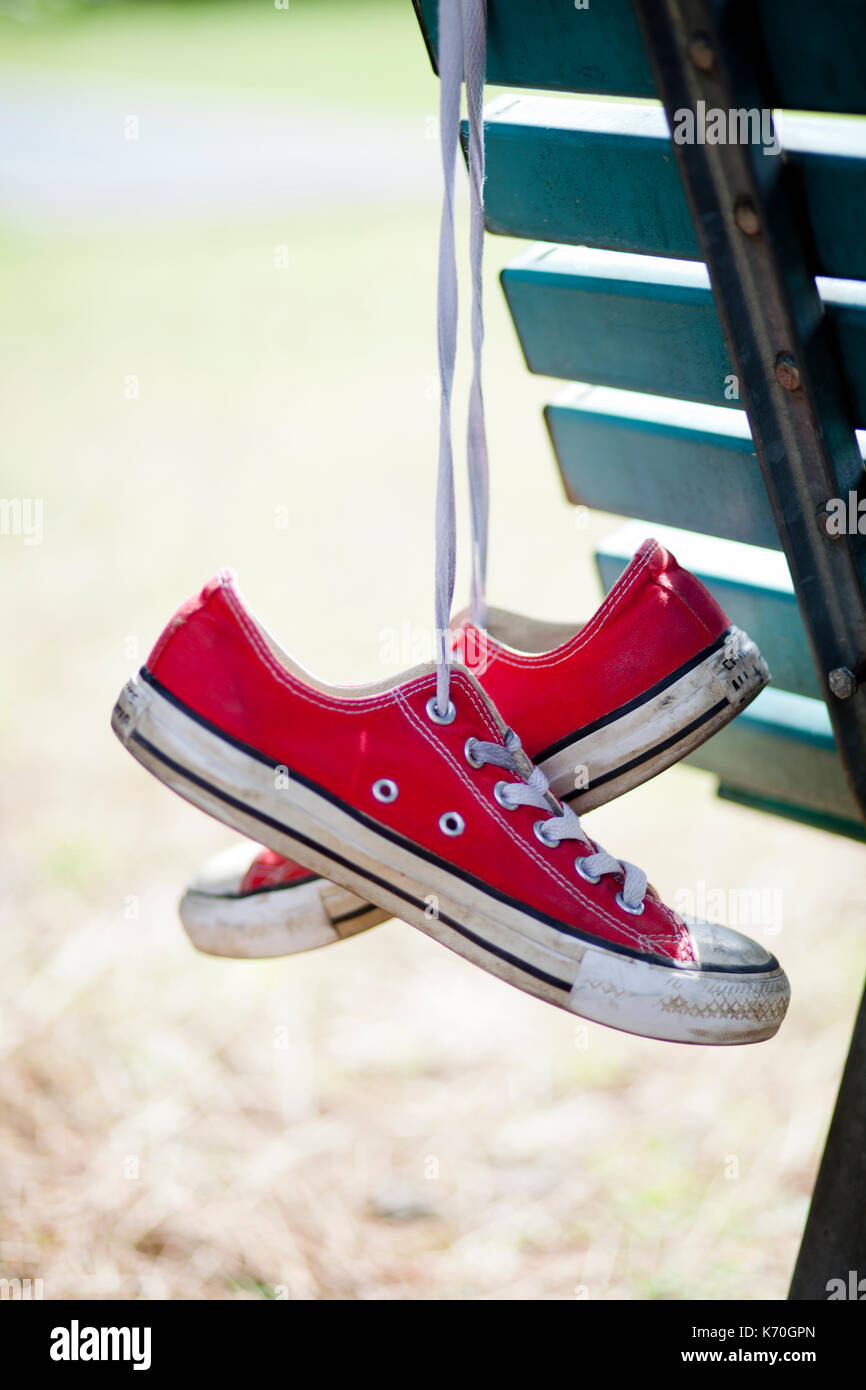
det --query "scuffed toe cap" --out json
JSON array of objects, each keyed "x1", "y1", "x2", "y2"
[{"x1": 683, "y1": 917, "x2": 779, "y2": 972}]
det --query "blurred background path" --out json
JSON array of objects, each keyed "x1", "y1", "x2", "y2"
[{"x1": 0, "y1": 72, "x2": 435, "y2": 224}]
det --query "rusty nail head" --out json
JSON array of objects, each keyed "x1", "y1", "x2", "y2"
[
  {"x1": 775, "y1": 352, "x2": 801, "y2": 392},
  {"x1": 817, "y1": 502, "x2": 839, "y2": 537},
  {"x1": 688, "y1": 34, "x2": 715, "y2": 72},
  {"x1": 734, "y1": 199, "x2": 761, "y2": 236}
]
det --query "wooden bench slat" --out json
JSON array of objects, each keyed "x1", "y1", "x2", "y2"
[
  {"x1": 502, "y1": 244, "x2": 866, "y2": 425},
  {"x1": 477, "y1": 96, "x2": 866, "y2": 281},
  {"x1": 547, "y1": 387, "x2": 778, "y2": 550},
  {"x1": 688, "y1": 687, "x2": 862, "y2": 830},
  {"x1": 415, "y1": 0, "x2": 656, "y2": 100},
  {"x1": 716, "y1": 786, "x2": 866, "y2": 843},
  {"x1": 415, "y1": 0, "x2": 866, "y2": 114},
  {"x1": 546, "y1": 386, "x2": 866, "y2": 552}
]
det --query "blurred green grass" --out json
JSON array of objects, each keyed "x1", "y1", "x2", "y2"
[{"x1": 0, "y1": 0, "x2": 433, "y2": 109}]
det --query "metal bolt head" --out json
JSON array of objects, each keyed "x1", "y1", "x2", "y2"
[
  {"x1": 688, "y1": 34, "x2": 715, "y2": 72},
  {"x1": 774, "y1": 352, "x2": 801, "y2": 392},
  {"x1": 817, "y1": 502, "x2": 840, "y2": 537},
  {"x1": 734, "y1": 199, "x2": 761, "y2": 236},
  {"x1": 829, "y1": 666, "x2": 858, "y2": 699}
]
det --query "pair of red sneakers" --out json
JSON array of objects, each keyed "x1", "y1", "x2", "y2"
[{"x1": 112, "y1": 538, "x2": 789, "y2": 1045}]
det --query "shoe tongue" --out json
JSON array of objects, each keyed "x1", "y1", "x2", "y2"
[
  {"x1": 450, "y1": 662, "x2": 562, "y2": 803},
  {"x1": 455, "y1": 605, "x2": 585, "y2": 657},
  {"x1": 449, "y1": 661, "x2": 509, "y2": 740}
]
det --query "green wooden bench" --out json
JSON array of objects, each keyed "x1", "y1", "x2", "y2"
[{"x1": 414, "y1": 0, "x2": 866, "y2": 1300}]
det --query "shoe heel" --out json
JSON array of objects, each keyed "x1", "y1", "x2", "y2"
[
  {"x1": 111, "y1": 673, "x2": 152, "y2": 745},
  {"x1": 712, "y1": 626, "x2": 770, "y2": 706}
]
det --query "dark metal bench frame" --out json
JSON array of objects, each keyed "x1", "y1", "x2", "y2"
[{"x1": 632, "y1": 0, "x2": 866, "y2": 1299}]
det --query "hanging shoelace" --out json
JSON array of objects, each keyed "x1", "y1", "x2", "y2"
[
  {"x1": 431, "y1": 1, "x2": 648, "y2": 913},
  {"x1": 433, "y1": 0, "x2": 463, "y2": 721},
  {"x1": 434, "y1": 0, "x2": 488, "y2": 717},
  {"x1": 463, "y1": 0, "x2": 489, "y2": 633}
]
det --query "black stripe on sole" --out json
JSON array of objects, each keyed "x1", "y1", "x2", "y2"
[
  {"x1": 328, "y1": 902, "x2": 383, "y2": 927},
  {"x1": 189, "y1": 873, "x2": 320, "y2": 901},
  {"x1": 533, "y1": 628, "x2": 734, "y2": 765},
  {"x1": 130, "y1": 730, "x2": 573, "y2": 995},
  {"x1": 560, "y1": 698, "x2": 729, "y2": 801}
]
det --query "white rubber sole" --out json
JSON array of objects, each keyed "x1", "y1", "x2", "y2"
[
  {"x1": 545, "y1": 626, "x2": 769, "y2": 809},
  {"x1": 113, "y1": 670, "x2": 788, "y2": 1044},
  {"x1": 179, "y1": 843, "x2": 386, "y2": 959}
]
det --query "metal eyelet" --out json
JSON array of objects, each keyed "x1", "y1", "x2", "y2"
[
  {"x1": 372, "y1": 778, "x2": 398, "y2": 803},
  {"x1": 575, "y1": 856, "x2": 601, "y2": 885},
  {"x1": 493, "y1": 780, "x2": 517, "y2": 810},
  {"x1": 464, "y1": 737, "x2": 483, "y2": 768},
  {"x1": 533, "y1": 819, "x2": 559, "y2": 848},
  {"x1": 426, "y1": 695, "x2": 456, "y2": 725},
  {"x1": 616, "y1": 890, "x2": 645, "y2": 916},
  {"x1": 439, "y1": 811, "x2": 465, "y2": 837}
]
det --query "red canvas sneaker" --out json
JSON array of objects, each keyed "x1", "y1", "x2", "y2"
[
  {"x1": 180, "y1": 843, "x2": 385, "y2": 959},
  {"x1": 179, "y1": 538, "x2": 769, "y2": 959},
  {"x1": 112, "y1": 569, "x2": 787, "y2": 1044}
]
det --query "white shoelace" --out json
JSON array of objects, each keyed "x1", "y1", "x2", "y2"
[
  {"x1": 433, "y1": 0, "x2": 462, "y2": 720},
  {"x1": 431, "y1": 1, "x2": 647, "y2": 913},
  {"x1": 463, "y1": 0, "x2": 489, "y2": 634},
  {"x1": 434, "y1": 0, "x2": 487, "y2": 717},
  {"x1": 468, "y1": 730, "x2": 648, "y2": 911}
]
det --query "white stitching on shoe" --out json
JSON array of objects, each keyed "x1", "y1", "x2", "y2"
[{"x1": 466, "y1": 541, "x2": 660, "y2": 674}]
